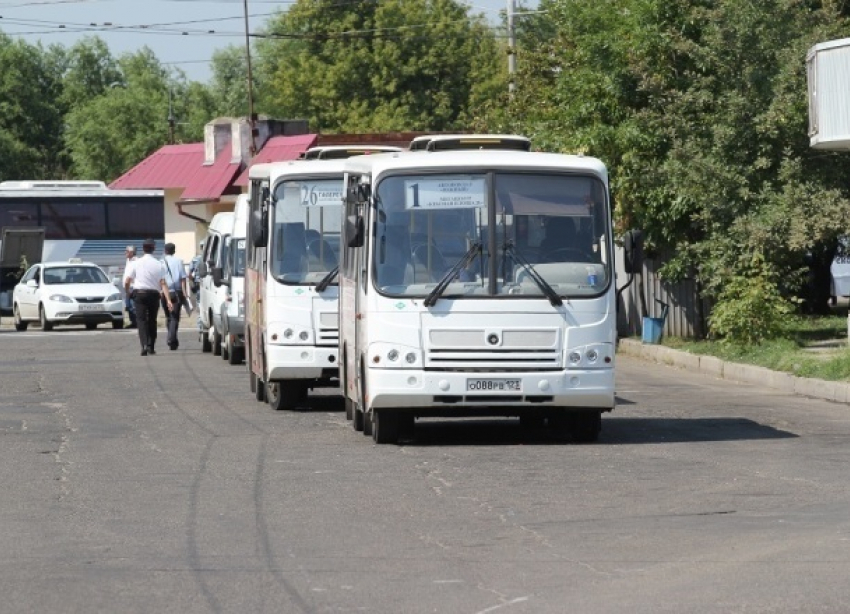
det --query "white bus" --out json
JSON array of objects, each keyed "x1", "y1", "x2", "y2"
[
  {"x1": 244, "y1": 159, "x2": 346, "y2": 410},
  {"x1": 0, "y1": 180, "x2": 164, "y2": 312},
  {"x1": 340, "y1": 149, "x2": 616, "y2": 444}
]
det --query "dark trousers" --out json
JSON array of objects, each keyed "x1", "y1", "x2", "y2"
[
  {"x1": 161, "y1": 290, "x2": 183, "y2": 348},
  {"x1": 133, "y1": 290, "x2": 161, "y2": 350}
]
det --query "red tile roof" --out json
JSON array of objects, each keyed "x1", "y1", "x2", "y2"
[
  {"x1": 110, "y1": 143, "x2": 205, "y2": 191},
  {"x1": 181, "y1": 146, "x2": 242, "y2": 201},
  {"x1": 233, "y1": 134, "x2": 318, "y2": 186}
]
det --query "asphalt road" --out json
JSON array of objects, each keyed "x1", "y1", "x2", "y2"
[{"x1": 2, "y1": 325, "x2": 850, "y2": 613}]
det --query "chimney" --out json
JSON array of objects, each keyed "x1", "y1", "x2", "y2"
[{"x1": 203, "y1": 118, "x2": 235, "y2": 165}]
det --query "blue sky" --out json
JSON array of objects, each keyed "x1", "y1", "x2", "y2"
[{"x1": 0, "y1": 0, "x2": 540, "y2": 83}]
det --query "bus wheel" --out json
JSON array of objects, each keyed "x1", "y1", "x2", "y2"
[
  {"x1": 201, "y1": 330, "x2": 212, "y2": 353},
  {"x1": 572, "y1": 411, "x2": 602, "y2": 443},
  {"x1": 373, "y1": 410, "x2": 399, "y2": 444},
  {"x1": 352, "y1": 404, "x2": 365, "y2": 431},
  {"x1": 253, "y1": 372, "x2": 266, "y2": 403},
  {"x1": 267, "y1": 380, "x2": 304, "y2": 411},
  {"x1": 344, "y1": 397, "x2": 354, "y2": 421},
  {"x1": 249, "y1": 370, "x2": 257, "y2": 394},
  {"x1": 229, "y1": 345, "x2": 244, "y2": 365},
  {"x1": 363, "y1": 410, "x2": 373, "y2": 437},
  {"x1": 212, "y1": 327, "x2": 222, "y2": 356}
]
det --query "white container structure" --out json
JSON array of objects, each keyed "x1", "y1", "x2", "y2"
[{"x1": 807, "y1": 37, "x2": 850, "y2": 150}]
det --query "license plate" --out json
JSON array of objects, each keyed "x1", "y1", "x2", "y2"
[
  {"x1": 466, "y1": 378, "x2": 522, "y2": 392},
  {"x1": 78, "y1": 304, "x2": 104, "y2": 311}
]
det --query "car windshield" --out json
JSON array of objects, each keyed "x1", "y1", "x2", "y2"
[
  {"x1": 269, "y1": 176, "x2": 342, "y2": 285},
  {"x1": 43, "y1": 266, "x2": 108, "y2": 284},
  {"x1": 372, "y1": 171, "x2": 610, "y2": 299}
]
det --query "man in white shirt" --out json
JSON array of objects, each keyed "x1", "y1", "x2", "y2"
[
  {"x1": 124, "y1": 238, "x2": 173, "y2": 356},
  {"x1": 124, "y1": 245, "x2": 137, "y2": 328}
]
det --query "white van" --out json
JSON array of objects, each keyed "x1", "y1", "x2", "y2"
[
  {"x1": 199, "y1": 210, "x2": 235, "y2": 354},
  {"x1": 216, "y1": 196, "x2": 248, "y2": 364}
]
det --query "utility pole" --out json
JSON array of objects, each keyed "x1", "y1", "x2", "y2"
[
  {"x1": 243, "y1": 0, "x2": 257, "y2": 158},
  {"x1": 507, "y1": 0, "x2": 516, "y2": 95},
  {"x1": 167, "y1": 88, "x2": 175, "y2": 145}
]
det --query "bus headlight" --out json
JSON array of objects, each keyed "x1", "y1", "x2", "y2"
[
  {"x1": 271, "y1": 323, "x2": 313, "y2": 344},
  {"x1": 566, "y1": 344, "x2": 613, "y2": 369},
  {"x1": 370, "y1": 343, "x2": 421, "y2": 368}
]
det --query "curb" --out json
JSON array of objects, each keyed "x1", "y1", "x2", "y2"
[{"x1": 617, "y1": 338, "x2": 850, "y2": 405}]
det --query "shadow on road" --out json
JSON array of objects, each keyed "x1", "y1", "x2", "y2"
[{"x1": 403, "y1": 416, "x2": 797, "y2": 447}]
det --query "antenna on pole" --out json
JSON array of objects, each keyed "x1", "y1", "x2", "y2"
[
  {"x1": 243, "y1": 0, "x2": 257, "y2": 158},
  {"x1": 507, "y1": 0, "x2": 516, "y2": 95}
]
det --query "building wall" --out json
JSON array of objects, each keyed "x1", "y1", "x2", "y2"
[{"x1": 163, "y1": 190, "x2": 238, "y2": 263}]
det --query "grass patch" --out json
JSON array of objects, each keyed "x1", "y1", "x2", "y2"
[{"x1": 661, "y1": 314, "x2": 850, "y2": 381}]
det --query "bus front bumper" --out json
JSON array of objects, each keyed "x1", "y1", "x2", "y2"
[
  {"x1": 365, "y1": 369, "x2": 615, "y2": 413},
  {"x1": 266, "y1": 344, "x2": 339, "y2": 380}
]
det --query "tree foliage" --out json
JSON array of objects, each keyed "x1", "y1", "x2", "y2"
[
  {"x1": 254, "y1": 0, "x2": 504, "y2": 132},
  {"x1": 489, "y1": 0, "x2": 850, "y2": 340}
]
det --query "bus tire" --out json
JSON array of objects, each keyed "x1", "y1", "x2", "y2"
[
  {"x1": 373, "y1": 410, "x2": 399, "y2": 444},
  {"x1": 267, "y1": 380, "x2": 304, "y2": 411},
  {"x1": 212, "y1": 327, "x2": 222, "y2": 356},
  {"x1": 249, "y1": 370, "x2": 257, "y2": 394},
  {"x1": 572, "y1": 411, "x2": 602, "y2": 443},
  {"x1": 344, "y1": 397, "x2": 354, "y2": 421},
  {"x1": 229, "y1": 345, "x2": 244, "y2": 365},
  {"x1": 201, "y1": 329, "x2": 212, "y2": 353}
]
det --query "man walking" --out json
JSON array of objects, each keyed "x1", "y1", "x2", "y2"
[
  {"x1": 124, "y1": 245, "x2": 138, "y2": 328},
  {"x1": 124, "y1": 238, "x2": 172, "y2": 356},
  {"x1": 160, "y1": 242, "x2": 188, "y2": 350}
]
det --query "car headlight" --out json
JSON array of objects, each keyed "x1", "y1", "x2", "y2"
[
  {"x1": 106, "y1": 293, "x2": 121, "y2": 302},
  {"x1": 49, "y1": 294, "x2": 73, "y2": 303}
]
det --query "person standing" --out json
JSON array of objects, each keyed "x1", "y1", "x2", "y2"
[
  {"x1": 160, "y1": 242, "x2": 188, "y2": 350},
  {"x1": 124, "y1": 238, "x2": 172, "y2": 356},
  {"x1": 123, "y1": 245, "x2": 138, "y2": 328}
]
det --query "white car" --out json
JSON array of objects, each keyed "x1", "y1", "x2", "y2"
[{"x1": 12, "y1": 260, "x2": 125, "y2": 331}]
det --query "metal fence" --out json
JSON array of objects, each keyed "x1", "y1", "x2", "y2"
[{"x1": 615, "y1": 247, "x2": 710, "y2": 340}]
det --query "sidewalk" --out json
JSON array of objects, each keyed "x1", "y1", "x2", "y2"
[{"x1": 617, "y1": 338, "x2": 850, "y2": 405}]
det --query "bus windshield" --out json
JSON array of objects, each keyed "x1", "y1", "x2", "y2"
[
  {"x1": 270, "y1": 177, "x2": 342, "y2": 285},
  {"x1": 373, "y1": 171, "x2": 610, "y2": 299}
]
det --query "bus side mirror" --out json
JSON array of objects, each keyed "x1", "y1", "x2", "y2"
[
  {"x1": 251, "y1": 210, "x2": 267, "y2": 248},
  {"x1": 198, "y1": 262, "x2": 208, "y2": 278},
  {"x1": 212, "y1": 267, "x2": 224, "y2": 287},
  {"x1": 346, "y1": 215, "x2": 364, "y2": 248},
  {"x1": 623, "y1": 229, "x2": 643, "y2": 274}
]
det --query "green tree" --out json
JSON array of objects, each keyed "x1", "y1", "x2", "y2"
[
  {"x1": 255, "y1": 0, "x2": 504, "y2": 132},
  {"x1": 0, "y1": 34, "x2": 65, "y2": 179},
  {"x1": 487, "y1": 0, "x2": 850, "y2": 340},
  {"x1": 64, "y1": 48, "x2": 175, "y2": 180}
]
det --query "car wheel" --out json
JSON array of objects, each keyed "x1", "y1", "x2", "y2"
[
  {"x1": 39, "y1": 305, "x2": 53, "y2": 331},
  {"x1": 13, "y1": 304, "x2": 28, "y2": 331}
]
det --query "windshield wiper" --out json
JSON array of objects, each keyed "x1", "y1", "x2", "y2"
[
  {"x1": 315, "y1": 266, "x2": 339, "y2": 292},
  {"x1": 504, "y1": 242, "x2": 562, "y2": 306},
  {"x1": 423, "y1": 241, "x2": 483, "y2": 307}
]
